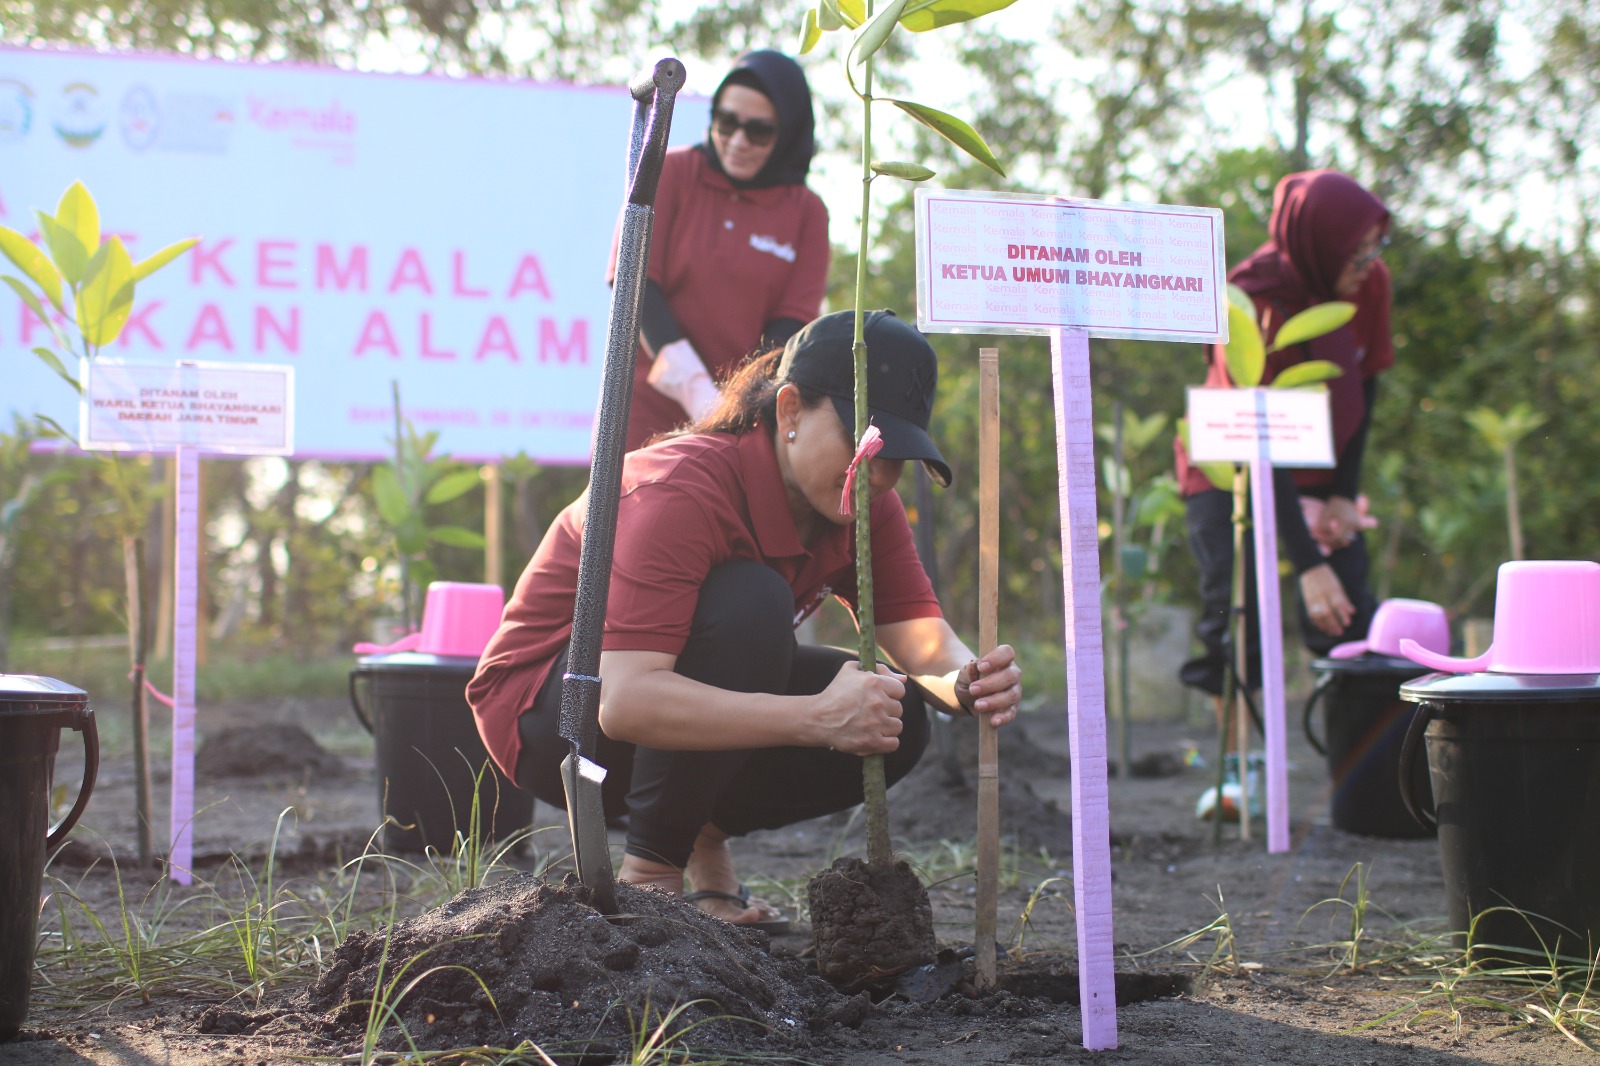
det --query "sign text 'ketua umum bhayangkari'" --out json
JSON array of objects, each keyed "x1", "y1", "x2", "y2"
[{"x1": 914, "y1": 189, "x2": 1227, "y2": 343}]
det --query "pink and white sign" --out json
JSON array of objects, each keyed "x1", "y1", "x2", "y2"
[
  {"x1": 81, "y1": 359, "x2": 294, "y2": 454},
  {"x1": 1185, "y1": 387, "x2": 1335, "y2": 467},
  {"x1": 913, "y1": 189, "x2": 1227, "y2": 342},
  {"x1": 1, "y1": 47, "x2": 701, "y2": 463}
]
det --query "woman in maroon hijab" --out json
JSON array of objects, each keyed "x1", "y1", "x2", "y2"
[{"x1": 1174, "y1": 169, "x2": 1393, "y2": 819}]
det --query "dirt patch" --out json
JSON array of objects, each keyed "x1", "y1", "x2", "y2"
[
  {"x1": 196, "y1": 723, "x2": 345, "y2": 781},
  {"x1": 13, "y1": 696, "x2": 1600, "y2": 1065},
  {"x1": 809, "y1": 857, "x2": 937, "y2": 991},
  {"x1": 204, "y1": 873, "x2": 854, "y2": 1060}
]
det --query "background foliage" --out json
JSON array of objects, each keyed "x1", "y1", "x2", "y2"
[{"x1": 2, "y1": 0, "x2": 1595, "y2": 689}]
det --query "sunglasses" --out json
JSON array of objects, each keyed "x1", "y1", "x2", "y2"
[
  {"x1": 1350, "y1": 234, "x2": 1390, "y2": 270},
  {"x1": 712, "y1": 108, "x2": 778, "y2": 147}
]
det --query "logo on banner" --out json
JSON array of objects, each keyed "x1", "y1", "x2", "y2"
[
  {"x1": 53, "y1": 81, "x2": 106, "y2": 147},
  {"x1": 120, "y1": 85, "x2": 161, "y2": 151},
  {"x1": 0, "y1": 79, "x2": 32, "y2": 142}
]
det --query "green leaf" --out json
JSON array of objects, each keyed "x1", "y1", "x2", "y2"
[
  {"x1": 850, "y1": 0, "x2": 910, "y2": 68},
  {"x1": 1223, "y1": 301, "x2": 1264, "y2": 387},
  {"x1": 76, "y1": 237, "x2": 136, "y2": 348},
  {"x1": 4, "y1": 277, "x2": 60, "y2": 344},
  {"x1": 870, "y1": 160, "x2": 936, "y2": 181},
  {"x1": 1100, "y1": 456, "x2": 1131, "y2": 498},
  {"x1": 1178, "y1": 418, "x2": 1235, "y2": 492},
  {"x1": 372, "y1": 465, "x2": 411, "y2": 527},
  {"x1": 1226, "y1": 283, "x2": 1254, "y2": 316},
  {"x1": 35, "y1": 212, "x2": 91, "y2": 287},
  {"x1": 798, "y1": 7, "x2": 824, "y2": 53},
  {"x1": 817, "y1": 0, "x2": 842, "y2": 31},
  {"x1": 32, "y1": 347, "x2": 82, "y2": 393},
  {"x1": 1270, "y1": 360, "x2": 1344, "y2": 389},
  {"x1": 396, "y1": 518, "x2": 428, "y2": 557},
  {"x1": 425, "y1": 468, "x2": 483, "y2": 505},
  {"x1": 428, "y1": 525, "x2": 487, "y2": 549},
  {"x1": 0, "y1": 228, "x2": 65, "y2": 312},
  {"x1": 34, "y1": 414, "x2": 76, "y2": 443},
  {"x1": 887, "y1": 99, "x2": 1006, "y2": 176},
  {"x1": 56, "y1": 182, "x2": 102, "y2": 261},
  {"x1": 838, "y1": 0, "x2": 865, "y2": 24},
  {"x1": 1268, "y1": 301, "x2": 1356, "y2": 352},
  {"x1": 899, "y1": 0, "x2": 1020, "y2": 32},
  {"x1": 132, "y1": 238, "x2": 198, "y2": 282},
  {"x1": 411, "y1": 558, "x2": 437, "y2": 590}
]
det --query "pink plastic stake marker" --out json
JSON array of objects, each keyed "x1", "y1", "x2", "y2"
[
  {"x1": 1248, "y1": 450, "x2": 1290, "y2": 853},
  {"x1": 1050, "y1": 328, "x2": 1119, "y2": 1050},
  {"x1": 169, "y1": 444, "x2": 200, "y2": 885}
]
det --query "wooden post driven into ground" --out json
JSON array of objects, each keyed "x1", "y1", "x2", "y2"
[
  {"x1": 483, "y1": 463, "x2": 503, "y2": 587},
  {"x1": 974, "y1": 347, "x2": 1001, "y2": 988}
]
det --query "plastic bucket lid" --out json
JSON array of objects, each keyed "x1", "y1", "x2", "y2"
[{"x1": 0, "y1": 674, "x2": 89, "y2": 725}]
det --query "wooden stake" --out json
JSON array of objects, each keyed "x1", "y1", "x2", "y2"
[
  {"x1": 483, "y1": 463, "x2": 503, "y2": 586},
  {"x1": 974, "y1": 347, "x2": 1001, "y2": 988},
  {"x1": 153, "y1": 458, "x2": 176, "y2": 661}
]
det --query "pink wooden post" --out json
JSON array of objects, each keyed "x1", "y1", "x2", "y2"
[
  {"x1": 1051, "y1": 327, "x2": 1119, "y2": 1049},
  {"x1": 168, "y1": 444, "x2": 200, "y2": 884}
]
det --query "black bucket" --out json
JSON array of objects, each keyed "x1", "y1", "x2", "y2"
[
  {"x1": 349, "y1": 652, "x2": 533, "y2": 854},
  {"x1": 1305, "y1": 655, "x2": 1435, "y2": 838},
  {"x1": 1400, "y1": 670, "x2": 1600, "y2": 962},
  {"x1": 1, "y1": 675, "x2": 98, "y2": 1042}
]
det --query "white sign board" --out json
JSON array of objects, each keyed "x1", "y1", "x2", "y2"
[
  {"x1": 1, "y1": 47, "x2": 702, "y2": 462},
  {"x1": 81, "y1": 360, "x2": 294, "y2": 454},
  {"x1": 913, "y1": 189, "x2": 1227, "y2": 342},
  {"x1": 1185, "y1": 387, "x2": 1335, "y2": 467}
]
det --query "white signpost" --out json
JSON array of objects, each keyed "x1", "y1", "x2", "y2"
[
  {"x1": 915, "y1": 189, "x2": 1227, "y2": 1050},
  {"x1": 1186, "y1": 386, "x2": 1334, "y2": 854},
  {"x1": 81, "y1": 359, "x2": 294, "y2": 883}
]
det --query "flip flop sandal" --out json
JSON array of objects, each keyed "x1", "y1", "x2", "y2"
[{"x1": 683, "y1": 886, "x2": 791, "y2": 935}]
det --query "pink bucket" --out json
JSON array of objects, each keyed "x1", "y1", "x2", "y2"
[
  {"x1": 1401, "y1": 560, "x2": 1600, "y2": 675},
  {"x1": 353, "y1": 582, "x2": 505, "y2": 659}
]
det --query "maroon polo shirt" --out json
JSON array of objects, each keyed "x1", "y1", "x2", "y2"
[
  {"x1": 467, "y1": 428, "x2": 942, "y2": 778},
  {"x1": 607, "y1": 146, "x2": 831, "y2": 447}
]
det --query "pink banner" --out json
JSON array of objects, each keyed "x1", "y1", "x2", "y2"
[
  {"x1": 1248, "y1": 457, "x2": 1290, "y2": 853},
  {"x1": 1050, "y1": 328, "x2": 1118, "y2": 1049},
  {"x1": 168, "y1": 444, "x2": 200, "y2": 884}
]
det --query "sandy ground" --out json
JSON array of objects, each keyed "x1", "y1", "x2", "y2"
[{"x1": 5, "y1": 688, "x2": 1595, "y2": 1065}]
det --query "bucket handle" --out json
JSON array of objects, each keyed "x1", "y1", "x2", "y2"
[
  {"x1": 349, "y1": 672, "x2": 374, "y2": 735},
  {"x1": 1301, "y1": 672, "x2": 1336, "y2": 757},
  {"x1": 1397, "y1": 702, "x2": 1437, "y2": 832},
  {"x1": 47, "y1": 708, "x2": 99, "y2": 851}
]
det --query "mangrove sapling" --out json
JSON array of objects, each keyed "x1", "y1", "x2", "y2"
[
  {"x1": 796, "y1": 0, "x2": 1009, "y2": 991},
  {"x1": 0, "y1": 181, "x2": 197, "y2": 867},
  {"x1": 1464, "y1": 403, "x2": 1546, "y2": 563},
  {"x1": 1179, "y1": 286, "x2": 1355, "y2": 838}
]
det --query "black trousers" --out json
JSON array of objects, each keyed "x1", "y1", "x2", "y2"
[
  {"x1": 514, "y1": 560, "x2": 930, "y2": 868},
  {"x1": 1179, "y1": 488, "x2": 1377, "y2": 697}
]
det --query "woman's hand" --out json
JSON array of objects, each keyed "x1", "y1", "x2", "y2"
[
  {"x1": 812, "y1": 661, "x2": 908, "y2": 756},
  {"x1": 1299, "y1": 563, "x2": 1354, "y2": 636},
  {"x1": 955, "y1": 644, "x2": 1022, "y2": 727},
  {"x1": 1313, "y1": 496, "x2": 1363, "y2": 552}
]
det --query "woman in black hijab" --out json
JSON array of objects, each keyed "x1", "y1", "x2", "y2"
[{"x1": 607, "y1": 50, "x2": 831, "y2": 450}]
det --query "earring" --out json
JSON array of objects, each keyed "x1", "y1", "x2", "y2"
[{"x1": 787, "y1": 430, "x2": 796, "y2": 441}]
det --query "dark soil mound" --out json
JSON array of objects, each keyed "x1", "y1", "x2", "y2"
[
  {"x1": 887, "y1": 720, "x2": 1074, "y2": 854},
  {"x1": 809, "y1": 857, "x2": 937, "y2": 991},
  {"x1": 291, "y1": 873, "x2": 858, "y2": 1060},
  {"x1": 196, "y1": 724, "x2": 344, "y2": 780}
]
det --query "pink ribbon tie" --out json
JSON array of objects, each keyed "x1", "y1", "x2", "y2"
[{"x1": 840, "y1": 424, "x2": 883, "y2": 517}]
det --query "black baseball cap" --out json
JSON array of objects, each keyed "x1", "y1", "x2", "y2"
[{"x1": 777, "y1": 309, "x2": 952, "y2": 487}]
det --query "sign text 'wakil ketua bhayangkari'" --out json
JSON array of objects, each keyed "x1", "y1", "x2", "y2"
[{"x1": 914, "y1": 189, "x2": 1227, "y2": 343}]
